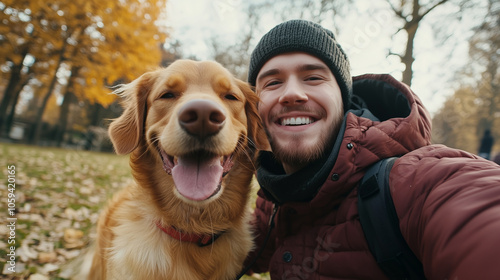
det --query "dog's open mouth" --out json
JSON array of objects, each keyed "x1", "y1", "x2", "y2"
[{"x1": 158, "y1": 147, "x2": 234, "y2": 201}]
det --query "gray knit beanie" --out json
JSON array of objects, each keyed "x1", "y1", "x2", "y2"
[{"x1": 248, "y1": 19, "x2": 352, "y2": 111}]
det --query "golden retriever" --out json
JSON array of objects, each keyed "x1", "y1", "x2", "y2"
[{"x1": 89, "y1": 60, "x2": 268, "y2": 279}]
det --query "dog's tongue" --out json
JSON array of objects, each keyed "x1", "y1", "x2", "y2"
[{"x1": 171, "y1": 154, "x2": 222, "y2": 201}]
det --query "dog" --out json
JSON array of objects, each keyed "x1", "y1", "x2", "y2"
[{"x1": 88, "y1": 60, "x2": 268, "y2": 279}]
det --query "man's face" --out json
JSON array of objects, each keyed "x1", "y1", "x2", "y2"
[{"x1": 256, "y1": 52, "x2": 344, "y2": 173}]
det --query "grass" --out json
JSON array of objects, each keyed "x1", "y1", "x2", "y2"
[{"x1": 0, "y1": 143, "x2": 268, "y2": 280}]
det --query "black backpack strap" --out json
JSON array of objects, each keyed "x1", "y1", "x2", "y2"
[{"x1": 358, "y1": 157, "x2": 426, "y2": 280}]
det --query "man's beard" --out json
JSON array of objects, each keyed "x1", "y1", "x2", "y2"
[{"x1": 265, "y1": 118, "x2": 341, "y2": 170}]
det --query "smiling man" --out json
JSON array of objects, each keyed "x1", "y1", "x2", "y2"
[
  {"x1": 244, "y1": 19, "x2": 500, "y2": 279},
  {"x1": 256, "y1": 53, "x2": 343, "y2": 174}
]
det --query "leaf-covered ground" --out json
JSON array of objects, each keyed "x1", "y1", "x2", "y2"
[{"x1": 0, "y1": 143, "x2": 268, "y2": 280}]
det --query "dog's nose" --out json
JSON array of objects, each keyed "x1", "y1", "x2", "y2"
[{"x1": 178, "y1": 99, "x2": 226, "y2": 139}]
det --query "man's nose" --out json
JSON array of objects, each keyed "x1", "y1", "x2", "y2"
[{"x1": 278, "y1": 77, "x2": 308, "y2": 106}]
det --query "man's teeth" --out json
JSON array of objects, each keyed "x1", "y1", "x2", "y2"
[{"x1": 281, "y1": 117, "x2": 313, "y2": 126}]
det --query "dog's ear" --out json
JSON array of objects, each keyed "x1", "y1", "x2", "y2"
[
  {"x1": 237, "y1": 79, "x2": 270, "y2": 151},
  {"x1": 109, "y1": 72, "x2": 154, "y2": 155}
]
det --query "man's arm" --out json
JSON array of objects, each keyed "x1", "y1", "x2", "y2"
[{"x1": 391, "y1": 145, "x2": 500, "y2": 279}]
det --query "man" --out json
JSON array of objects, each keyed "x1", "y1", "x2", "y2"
[
  {"x1": 478, "y1": 129, "x2": 494, "y2": 160},
  {"x1": 246, "y1": 19, "x2": 500, "y2": 279}
]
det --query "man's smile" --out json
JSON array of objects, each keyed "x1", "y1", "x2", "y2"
[{"x1": 279, "y1": 116, "x2": 316, "y2": 126}]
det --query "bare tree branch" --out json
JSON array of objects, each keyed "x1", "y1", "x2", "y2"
[
  {"x1": 387, "y1": 51, "x2": 403, "y2": 59},
  {"x1": 385, "y1": 0, "x2": 407, "y2": 21},
  {"x1": 419, "y1": 0, "x2": 449, "y2": 19}
]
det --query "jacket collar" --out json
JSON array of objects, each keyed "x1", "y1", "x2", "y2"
[{"x1": 257, "y1": 150, "x2": 331, "y2": 205}]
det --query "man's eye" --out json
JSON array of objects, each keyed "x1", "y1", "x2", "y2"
[
  {"x1": 265, "y1": 80, "x2": 281, "y2": 87},
  {"x1": 305, "y1": 76, "x2": 322, "y2": 81}
]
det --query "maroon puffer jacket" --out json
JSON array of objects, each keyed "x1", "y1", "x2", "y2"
[{"x1": 248, "y1": 74, "x2": 500, "y2": 279}]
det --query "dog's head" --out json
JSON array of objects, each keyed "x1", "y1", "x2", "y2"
[{"x1": 108, "y1": 60, "x2": 268, "y2": 203}]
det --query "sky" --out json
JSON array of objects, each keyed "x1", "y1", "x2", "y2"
[{"x1": 163, "y1": 0, "x2": 482, "y2": 116}]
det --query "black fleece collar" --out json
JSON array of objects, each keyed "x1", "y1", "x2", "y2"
[{"x1": 256, "y1": 150, "x2": 332, "y2": 205}]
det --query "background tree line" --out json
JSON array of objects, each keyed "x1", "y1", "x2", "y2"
[
  {"x1": 0, "y1": 0, "x2": 498, "y2": 157},
  {"x1": 432, "y1": 0, "x2": 500, "y2": 155},
  {"x1": 0, "y1": 0, "x2": 170, "y2": 150}
]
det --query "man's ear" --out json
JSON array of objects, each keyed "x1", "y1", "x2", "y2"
[
  {"x1": 108, "y1": 72, "x2": 154, "y2": 155},
  {"x1": 237, "y1": 79, "x2": 270, "y2": 151}
]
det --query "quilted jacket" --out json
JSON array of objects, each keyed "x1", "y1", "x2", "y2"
[{"x1": 248, "y1": 74, "x2": 500, "y2": 279}]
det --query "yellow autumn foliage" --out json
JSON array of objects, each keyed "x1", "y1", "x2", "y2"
[{"x1": 1, "y1": 0, "x2": 169, "y2": 107}]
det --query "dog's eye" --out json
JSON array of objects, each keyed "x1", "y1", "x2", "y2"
[
  {"x1": 160, "y1": 92, "x2": 176, "y2": 99},
  {"x1": 224, "y1": 94, "x2": 238, "y2": 101}
]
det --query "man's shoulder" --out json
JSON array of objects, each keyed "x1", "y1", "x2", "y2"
[
  {"x1": 397, "y1": 144, "x2": 478, "y2": 163},
  {"x1": 390, "y1": 144, "x2": 500, "y2": 202}
]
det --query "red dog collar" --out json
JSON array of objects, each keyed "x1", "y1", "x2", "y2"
[{"x1": 155, "y1": 221, "x2": 223, "y2": 247}]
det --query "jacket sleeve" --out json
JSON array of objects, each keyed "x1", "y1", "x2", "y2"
[
  {"x1": 390, "y1": 145, "x2": 500, "y2": 279},
  {"x1": 244, "y1": 190, "x2": 277, "y2": 274}
]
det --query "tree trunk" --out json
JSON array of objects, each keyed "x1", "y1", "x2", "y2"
[
  {"x1": 4, "y1": 77, "x2": 31, "y2": 136},
  {"x1": 55, "y1": 91, "x2": 75, "y2": 147},
  {"x1": 89, "y1": 103, "x2": 103, "y2": 127},
  {"x1": 30, "y1": 43, "x2": 68, "y2": 145},
  {"x1": 388, "y1": 0, "x2": 450, "y2": 86},
  {"x1": 55, "y1": 72, "x2": 78, "y2": 147},
  {"x1": 401, "y1": 23, "x2": 418, "y2": 86},
  {"x1": 30, "y1": 73, "x2": 58, "y2": 144},
  {"x1": 0, "y1": 66, "x2": 23, "y2": 135},
  {"x1": 84, "y1": 103, "x2": 104, "y2": 151},
  {"x1": 0, "y1": 47, "x2": 29, "y2": 136}
]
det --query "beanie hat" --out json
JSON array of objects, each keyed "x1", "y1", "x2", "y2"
[{"x1": 248, "y1": 19, "x2": 352, "y2": 111}]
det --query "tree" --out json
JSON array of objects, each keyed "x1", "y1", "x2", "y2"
[
  {"x1": 210, "y1": 4, "x2": 261, "y2": 80},
  {"x1": 161, "y1": 40, "x2": 184, "y2": 67},
  {"x1": 54, "y1": 64, "x2": 79, "y2": 146},
  {"x1": 432, "y1": 0, "x2": 500, "y2": 154},
  {"x1": 52, "y1": 0, "x2": 168, "y2": 146},
  {"x1": 0, "y1": 0, "x2": 168, "y2": 144},
  {"x1": 385, "y1": 0, "x2": 456, "y2": 86},
  {"x1": 432, "y1": 86, "x2": 480, "y2": 152},
  {"x1": 31, "y1": 39, "x2": 70, "y2": 144},
  {"x1": 0, "y1": 0, "x2": 41, "y2": 135},
  {"x1": 468, "y1": 0, "x2": 500, "y2": 136}
]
